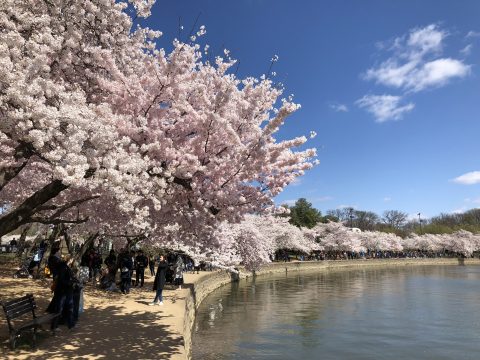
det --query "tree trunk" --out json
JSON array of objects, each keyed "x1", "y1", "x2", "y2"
[
  {"x1": 15, "y1": 224, "x2": 32, "y2": 259},
  {"x1": 73, "y1": 232, "x2": 99, "y2": 264},
  {"x1": 0, "y1": 180, "x2": 68, "y2": 237}
]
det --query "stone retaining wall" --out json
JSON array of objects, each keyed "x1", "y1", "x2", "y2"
[
  {"x1": 182, "y1": 258, "x2": 480, "y2": 359},
  {"x1": 182, "y1": 270, "x2": 240, "y2": 359}
]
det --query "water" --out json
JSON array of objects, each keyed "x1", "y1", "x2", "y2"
[{"x1": 192, "y1": 265, "x2": 480, "y2": 360}]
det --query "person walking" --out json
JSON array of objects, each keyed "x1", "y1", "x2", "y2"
[
  {"x1": 148, "y1": 255, "x2": 156, "y2": 276},
  {"x1": 91, "y1": 249, "x2": 102, "y2": 286},
  {"x1": 174, "y1": 255, "x2": 184, "y2": 289},
  {"x1": 135, "y1": 250, "x2": 148, "y2": 287},
  {"x1": 130, "y1": 250, "x2": 136, "y2": 286},
  {"x1": 150, "y1": 255, "x2": 168, "y2": 306}
]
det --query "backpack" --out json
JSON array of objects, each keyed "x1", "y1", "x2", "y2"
[{"x1": 120, "y1": 257, "x2": 130, "y2": 273}]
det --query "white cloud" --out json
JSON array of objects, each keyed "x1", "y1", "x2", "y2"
[
  {"x1": 329, "y1": 103, "x2": 349, "y2": 112},
  {"x1": 466, "y1": 31, "x2": 480, "y2": 38},
  {"x1": 405, "y1": 24, "x2": 446, "y2": 58},
  {"x1": 364, "y1": 24, "x2": 471, "y2": 93},
  {"x1": 460, "y1": 44, "x2": 473, "y2": 56},
  {"x1": 451, "y1": 207, "x2": 467, "y2": 214},
  {"x1": 383, "y1": 197, "x2": 392, "y2": 202},
  {"x1": 356, "y1": 94, "x2": 414, "y2": 122},
  {"x1": 452, "y1": 171, "x2": 480, "y2": 185},
  {"x1": 409, "y1": 58, "x2": 470, "y2": 92},
  {"x1": 365, "y1": 54, "x2": 470, "y2": 92},
  {"x1": 282, "y1": 199, "x2": 297, "y2": 206}
]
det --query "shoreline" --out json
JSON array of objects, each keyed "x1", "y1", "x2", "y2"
[
  {"x1": 182, "y1": 257, "x2": 480, "y2": 359},
  {"x1": 2, "y1": 258, "x2": 479, "y2": 359}
]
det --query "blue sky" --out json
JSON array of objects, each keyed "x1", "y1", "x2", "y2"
[{"x1": 145, "y1": 0, "x2": 480, "y2": 219}]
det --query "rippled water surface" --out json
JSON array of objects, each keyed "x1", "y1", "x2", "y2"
[{"x1": 192, "y1": 265, "x2": 480, "y2": 360}]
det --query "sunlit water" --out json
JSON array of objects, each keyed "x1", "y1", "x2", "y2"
[{"x1": 192, "y1": 265, "x2": 480, "y2": 360}]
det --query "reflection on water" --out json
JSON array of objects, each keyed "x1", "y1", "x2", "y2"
[{"x1": 192, "y1": 266, "x2": 480, "y2": 360}]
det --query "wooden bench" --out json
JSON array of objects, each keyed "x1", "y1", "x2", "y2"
[{"x1": 1, "y1": 294, "x2": 60, "y2": 349}]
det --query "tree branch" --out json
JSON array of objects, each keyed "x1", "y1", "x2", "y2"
[
  {"x1": 29, "y1": 216, "x2": 90, "y2": 225},
  {"x1": 49, "y1": 195, "x2": 100, "y2": 219},
  {"x1": 0, "y1": 168, "x2": 96, "y2": 237}
]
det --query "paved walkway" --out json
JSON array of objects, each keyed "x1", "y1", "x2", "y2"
[{"x1": 0, "y1": 265, "x2": 209, "y2": 359}]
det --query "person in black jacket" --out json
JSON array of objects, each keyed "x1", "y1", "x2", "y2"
[
  {"x1": 135, "y1": 250, "x2": 148, "y2": 287},
  {"x1": 148, "y1": 255, "x2": 156, "y2": 276},
  {"x1": 46, "y1": 245, "x2": 62, "y2": 316},
  {"x1": 104, "y1": 249, "x2": 117, "y2": 278},
  {"x1": 150, "y1": 255, "x2": 168, "y2": 306},
  {"x1": 48, "y1": 257, "x2": 76, "y2": 329},
  {"x1": 47, "y1": 245, "x2": 62, "y2": 278},
  {"x1": 118, "y1": 249, "x2": 133, "y2": 294}
]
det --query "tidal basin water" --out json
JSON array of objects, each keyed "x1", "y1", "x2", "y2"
[{"x1": 192, "y1": 265, "x2": 480, "y2": 360}]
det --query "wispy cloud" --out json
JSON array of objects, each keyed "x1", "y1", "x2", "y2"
[
  {"x1": 359, "y1": 24, "x2": 471, "y2": 122},
  {"x1": 282, "y1": 199, "x2": 297, "y2": 206},
  {"x1": 460, "y1": 44, "x2": 473, "y2": 56},
  {"x1": 329, "y1": 103, "x2": 349, "y2": 112},
  {"x1": 364, "y1": 25, "x2": 470, "y2": 93},
  {"x1": 383, "y1": 197, "x2": 392, "y2": 202},
  {"x1": 452, "y1": 171, "x2": 480, "y2": 185},
  {"x1": 466, "y1": 30, "x2": 480, "y2": 38},
  {"x1": 356, "y1": 94, "x2": 414, "y2": 122}
]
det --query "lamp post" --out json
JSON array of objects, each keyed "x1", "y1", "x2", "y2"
[
  {"x1": 349, "y1": 208, "x2": 354, "y2": 229},
  {"x1": 417, "y1": 212, "x2": 422, "y2": 232}
]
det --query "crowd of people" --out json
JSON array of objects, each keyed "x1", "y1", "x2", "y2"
[
  {"x1": 25, "y1": 242, "x2": 197, "y2": 331},
  {"x1": 92, "y1": 248, "x2": 188, "y2": 295},
  {"x1": 275, "y1": 249, "x2": 474, "y2": 262}
]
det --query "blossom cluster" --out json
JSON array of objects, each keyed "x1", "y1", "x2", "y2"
[{"x1": 0, "y1": 0, "x2": 318, "y2": 265}]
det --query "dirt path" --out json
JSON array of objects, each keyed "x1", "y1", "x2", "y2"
[{"x1": 0, "y1": 264, "x2": 205, "y2": 359}]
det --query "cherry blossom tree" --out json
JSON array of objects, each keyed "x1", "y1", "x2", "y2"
[
  {"x1": 163, "y1": 214, "x2": 321, "y2": 271},
  {"x1": 307, "y1": 221, "x2": 364, "y2": 253},
  {"x1": 440, "y1": 230, "x2": 480, "y2": 257},
  {"x1": 0, "y1": 0, "x2": 318, "y2": 247},
  {"x1": 359, "y1": 231, "x2": 403, "y2": 252}
]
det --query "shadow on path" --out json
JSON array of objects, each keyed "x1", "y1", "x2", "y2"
[
  {"x1": 0, "y1": 264, "x2": 184, "y2": 360},
  {"x1": 2, "y1": 302, "x2": 183, "y2": 359}
]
